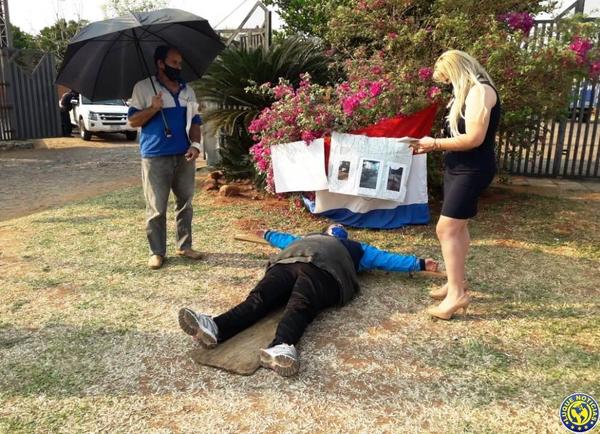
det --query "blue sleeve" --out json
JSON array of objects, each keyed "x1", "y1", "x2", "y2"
[
  {"x1": 192, "y1": 114, "x2": 202, "y2": 125},
  {"x1": 358, "y1": 242, "x2": 421, "y2": 273},
  {"x1": 127, "y1": 107, "x2": 140, "y2": 119},
  {"x1": 264, "y1": 230, "x2": 300, "y2": 250}
]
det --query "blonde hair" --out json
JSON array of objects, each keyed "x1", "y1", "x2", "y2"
[{"x1": 433, "y1": 50, "x2": 494, "y2": 137}]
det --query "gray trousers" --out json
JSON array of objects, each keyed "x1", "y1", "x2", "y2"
[{"x1": 141, "y1": 155, "x2": 196, "y2": 256}]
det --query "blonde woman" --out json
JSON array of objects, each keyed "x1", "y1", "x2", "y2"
[{"x1": 412, "y1": 50, "x2": 500, "y2": 320}]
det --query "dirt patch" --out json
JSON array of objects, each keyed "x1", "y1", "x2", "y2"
[
  {"x1": 235, "y1": 218, "x2": 266, "y2": 232},
  {"x1": 0, "y1": 135, "x2": 209, "y2": 222},
  {"x1": 0, "y1": 136, "x2": 141, "y2": 221}
]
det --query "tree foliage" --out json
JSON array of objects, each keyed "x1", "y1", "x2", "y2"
[
  {"x1": 194, "y1": 36, "x2": 334, "y2": 181},
  {"x1": 35, "y1": 19, "x2": 89, "y2": 63},
  {"x1": 102, "y1": 0, "x2": 168, "y2": 17},
  {"x1": 249, "y1": 0, "x2": 600, "y2": 192},
  {"x1": 9, "y1": 24, "x2": 35, "y2": 50},
  {"x1": 263, "y1": 0, "x2": 351, "y2": 37}
]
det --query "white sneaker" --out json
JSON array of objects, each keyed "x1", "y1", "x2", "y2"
[
  {"x1": 178, "y1": 308, "x2": 218, "y2": 348},
  {"x1": 259, "y1": 343, "x2": 299, "y2": 377}
]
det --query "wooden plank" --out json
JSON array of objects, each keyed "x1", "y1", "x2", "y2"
[
  {"x1": 578, "y1": 82, "x2": 594, "y2": 176},
  {"x1": 545, "y1": 117, "x2": 558, "y2": 175},
  {"x1": 562, "y1": 86, "x2": 579, "y2": 176},
  {"x1": 234, "y1": 233, "x2": 269, "y2": 245},
  {"x1": 189, "y1": 309, "x2": 285, "y2": 375},
  {"x1": 570, "y1": 80, "x2": 587, "y2": 176},
  {"x1": 48, "y1": 54, "x2": 62, "y2": 137},
  {"x1": 586, "y1": 81, "x2": 600, "y2": 176}
]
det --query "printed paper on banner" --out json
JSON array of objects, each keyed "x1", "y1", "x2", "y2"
[{"x1": 328, "y1": 132, "x2": 415, "y2": 201}]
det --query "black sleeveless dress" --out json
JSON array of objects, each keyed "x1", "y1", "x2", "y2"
[{"x1": 441, "y1": 80, "x2": 500, "y2": 219}]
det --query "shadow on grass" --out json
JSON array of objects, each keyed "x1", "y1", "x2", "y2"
[
  {"x1": 161, "y1": 252, "x2": 269, "y2": 270},
  {"x1": 31, "y1": 215, "x2": 113, "y2": 225},
  {"x1": 0, "y1": 323, "x2": 185, "y2": 398}
]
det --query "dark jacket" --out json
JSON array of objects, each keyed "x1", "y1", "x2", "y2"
[{"x1": 267, "y1": 234, "x2": 361, "y2": 306}]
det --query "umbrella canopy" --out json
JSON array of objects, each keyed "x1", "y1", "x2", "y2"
[{"x1": 56, "y1": 8, "x2": 225, "y2": 100}]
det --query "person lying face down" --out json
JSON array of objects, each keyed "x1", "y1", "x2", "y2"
[{"x1": 179, "y1": 224, "x2": 438, "y2": 377}]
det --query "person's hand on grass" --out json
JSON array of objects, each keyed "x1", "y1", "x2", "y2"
[
  {"x1": 255, "y1": 229, "x2": 268, "y2": 239},
  {"x1": 424, "y1": 258, "x2": 439, "y2": 272}
]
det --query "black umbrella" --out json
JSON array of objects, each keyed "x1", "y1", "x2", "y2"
[{"x1": 56, "y1": 8, "x2": 225, "y2": 135}]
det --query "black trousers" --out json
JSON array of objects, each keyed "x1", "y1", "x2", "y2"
[
  {"x1": 213, "y1": 262, "x2": 341, "y2": 346},
  {"x1": 60, "y1": 110, "x2": 72, "y2": 136}
]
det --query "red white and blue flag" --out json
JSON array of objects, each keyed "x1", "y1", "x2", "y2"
[{"x1": 303, "y1": 105, "x2": 438, "y2": 229}]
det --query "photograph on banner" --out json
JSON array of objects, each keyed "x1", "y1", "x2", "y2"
[
  {"x1": 381, "y1": 162, "x2": 409, "y2": 200},
  {"x1": 337, "y1": 160, "x2": 351, "y2": 181},
  {"x1": 270, "y1": 139, "x2": 329, "y2": 193},
  {"x1": 357, "y1": 158, "x2": 383, "y2": 196},
  {"x1": 328, "y1": 132, "x2": 414, "y2": 201}
]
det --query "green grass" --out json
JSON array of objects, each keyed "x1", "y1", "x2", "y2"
[{"x1": 0, "y1": 184, "x2": 598, "y2": 433}]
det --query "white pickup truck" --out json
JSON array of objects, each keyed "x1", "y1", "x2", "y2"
[{"x1": 70, "y1": 95, "x2": 137, "y2": 141}]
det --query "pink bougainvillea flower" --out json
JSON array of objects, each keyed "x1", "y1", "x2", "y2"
[
  {"x1": 427, "y1": 85, "x2": 441, "y2": 100},
  {"x1": 570, "y1": 36, "x2": 593, "y2": 61},
  {"x1": 342, "y1": 95, "x2": 361, "y2": 117},
  {"x1": 369, "y1": 81, "x2": 384, "y2": 97},
  {"x1": 499, "y1": 12, "x2": 534, "y2": 34},
  {"x1": 418, "y1": 67, "x2": 433, "y2": 81},
  {"x1": 370, "y1": 66, "x2": 383, "y2": 75},
  {"x1": 590, "y1": 60, "x2": 600, "y2": 78},
  {"x1": 273, "y1": 83, "x2": 293, "y2": 99}
]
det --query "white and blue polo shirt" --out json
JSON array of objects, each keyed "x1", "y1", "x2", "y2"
[{"x1": 128, "y1": 76, "x2": 202, "y2": 158}]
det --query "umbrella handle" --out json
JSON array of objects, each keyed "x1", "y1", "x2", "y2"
[{"x1": 159, "y1": 109, "x2": 172, "y2": 138}]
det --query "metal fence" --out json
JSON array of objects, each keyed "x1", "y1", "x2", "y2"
[
  {"x1": 498, "y1": 0, "x2": 600, "y2": 178},
  {"x1": 0, "y1": 48, "x2": 61, "y2": 140}
]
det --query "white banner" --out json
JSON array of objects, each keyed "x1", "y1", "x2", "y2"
[{"x1": 270, "y1": 139, "x2": 329, "y2": 193}]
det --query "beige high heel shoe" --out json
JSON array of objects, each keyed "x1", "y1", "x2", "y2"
[
  {"x1": 429, "y1": 280, "x2": 469, "y2": 300},
  {"x1": 427, "y1": 294, "x2": 472, "y2": 320}
]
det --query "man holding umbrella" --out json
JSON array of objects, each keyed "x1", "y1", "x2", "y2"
[
  {"x1": 56, "y1": 9, "x2": 226, "y2": 269},
  {"x1": 129, "y1": 45, "x2": 203, "y2": 269}
]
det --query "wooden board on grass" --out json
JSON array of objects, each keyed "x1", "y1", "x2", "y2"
[{"x1": 189, "y1": 309, "x2": 285, "y2": 375}]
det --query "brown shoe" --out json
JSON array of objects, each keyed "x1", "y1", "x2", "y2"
[
  {"x1": 175, "y1": 248, "x2": 203, "y2": 260},
  {"x1": 148, "y1": 254, "x2": 164, "y2": 269}
]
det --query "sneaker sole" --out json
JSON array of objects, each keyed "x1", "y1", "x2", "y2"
[
  {"x1": 178, "y1": 308, "x2": 217, "y2": 349},
  {"x1": 259, "y1": 349, "x2": 299, "y2": 377}
]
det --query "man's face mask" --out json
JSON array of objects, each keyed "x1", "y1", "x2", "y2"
[
  {"x1": 163, "y1": 63, "x2": 182, "y2": 82},
  {"x1": 326, "y1": 224, "x2": 348, "y2": 239}
]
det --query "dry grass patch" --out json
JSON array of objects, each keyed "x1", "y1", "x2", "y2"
[{"x1": 0, "y1": 184, "x2": 598, "y2": 433}]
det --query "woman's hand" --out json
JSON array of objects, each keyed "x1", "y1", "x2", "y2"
[{"x1": 411, "y1": 136, "x2": 437, "y2": 154}]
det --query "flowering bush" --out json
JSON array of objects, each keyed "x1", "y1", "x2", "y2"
[
  {"x1": 248, "y1": 72, "x2": 429, "y2": 192},
  {"x1": 499, "y1": 11, "x2": 535, "y2": 33},
  {"x1": 248, "y1": 0, "x2": 600, "y2": 192},
  {"x1": 569, "y1": 35, "x2": 600, "y2": 79}
]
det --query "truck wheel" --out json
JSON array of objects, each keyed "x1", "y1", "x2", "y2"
[
  {"x1": 125, "y1": 131, "x2": 137, "y2": 141},
  {"x1": 79, "y1": 119, "x2": 92, "y2": 141}
]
